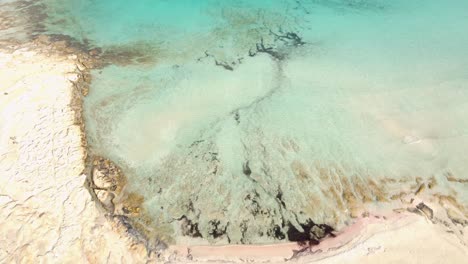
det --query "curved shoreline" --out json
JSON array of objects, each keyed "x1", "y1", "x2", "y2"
[
  {"x1": 2, "y1": 36, "x2": 465, "y2": 264},
  {"x1": 1, "y1": 1, "x2": 156, "y2": 260},
  {"x1": 1, "y1": 1, "x2": 467, "y2": 263}
]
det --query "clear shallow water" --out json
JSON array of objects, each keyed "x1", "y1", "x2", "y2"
[{"x1": 41, "y1": 0, "x2": 468, "y2": 244}]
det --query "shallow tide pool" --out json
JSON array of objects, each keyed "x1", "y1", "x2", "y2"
[{"x1": 40, "y1": 0, "x2": 468, "y2": 244}]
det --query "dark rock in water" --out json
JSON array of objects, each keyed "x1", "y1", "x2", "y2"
[
  {"x1": 243, "y1": 161, "x2": 252, "y2": 176},
  {"x1": 287, "y1": 222, "x2": 311, "y2": 242},
  {"x1": 276, "y1": 188, "x2": 287, "y2": 208},
  {"x1": 267, "y1": 225, "x2": 286, "y2": 240},
  {"x1": 319, "y1": 224, "x2": 336, "y2": 238},
  {"x1": 180, "y1": 216, "x2": 202, "y2": 238},
  {"x1": 214, "y1": 60, "x2": 234, "y2": 71},
  {"x1": 208, "y1": 220, "x2": 227, "y2": 239},
  {"x1": 287, "y1": 219, "x2": 335, "y2": 244},
  {"x1": 310, "y1": 225, "x2": 326, "y2": 240},
  {"x1": 234, "y1": 111, "x2": 240, "y2": 124},
  {"x1": 416, "y1": 202, "x2": 434, "y2": 219}
]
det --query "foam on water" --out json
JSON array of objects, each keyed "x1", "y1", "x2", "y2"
[{"x1": 39, "y1": 0, "x2": 468, "y2": 244}]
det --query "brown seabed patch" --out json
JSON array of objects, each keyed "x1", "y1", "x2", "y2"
[{"x1": 86, "y1": 156, "x2": 168, "y2": 254}]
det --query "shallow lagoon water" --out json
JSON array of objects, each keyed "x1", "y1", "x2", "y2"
[{"x1": 40, "y1": 0, "x2": 468, "y2": 244}]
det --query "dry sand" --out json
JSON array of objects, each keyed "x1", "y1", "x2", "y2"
[
  {"x1": 0, "y1": 41, "x2": 467, "y2": 263},
  {"x1": 0, "y1": 44, "x2": 148, "y2": 263}
]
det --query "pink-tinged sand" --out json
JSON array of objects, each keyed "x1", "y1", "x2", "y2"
[
  {"x1": 168, "y1": 208, "x2": 468, "y2": 263},
  {"x1": 169, "y1": 212, "x2": 416, "y2": 262}
]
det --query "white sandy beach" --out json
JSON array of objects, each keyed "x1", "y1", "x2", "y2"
[{"x1": 0, "y1": 44, "x2": 149, "y2": 263}]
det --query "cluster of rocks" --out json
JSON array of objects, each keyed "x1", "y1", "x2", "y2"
[
  {"x1": 286, "y1": 220, "x2": 335, "y2": 246},
  {"x1": 89, "y1": 156, "x2": 128, "y2": 214},
  {"x1": 89, "y1": 156, "x2": 166, "y2": 252}
]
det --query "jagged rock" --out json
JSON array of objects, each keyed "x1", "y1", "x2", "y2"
[
  {"x1": 416, "y1": 202, "x2": 434, "y2": 219},
  {"x1": 93, "y1": 169, "x2": 114, "y2": 189},
  {"x1": 446, "y1": 208, "x2": 468, "y2": 226},
  {"x1": 267, "y1": 225, "x2": 286, "y2": 240},
  {"x1": 76, "y1": 62, "x2": 87, "y2": 71},
  {"x1": 180, "y1": 216, "x2": 202, "y2": 237},
  {"x1": 310, "y1": 225, "x2": 326, "y2": 240},
  {"x1": 415, "y1": 184, "x2": 426, "y2": 195},
  {"x1": 91, "y1": 157, "x2": 124, "y2": 192},
  {"x1": 208, "y1": 219, "x2": 228, "y2": 239},
  {"x1": 95, "y1": 189, "x2": 115, "y2": 212},
  {"x1": 113, "y1": 192, "x2": 144, "y2": 217},
  {"x1": 242, "y1": 161, "x2": 252, "y2": 176}
]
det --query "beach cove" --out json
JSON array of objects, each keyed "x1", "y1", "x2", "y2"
[{"x1": 0, "y1": 0, "x2": 467, "y2": 263}]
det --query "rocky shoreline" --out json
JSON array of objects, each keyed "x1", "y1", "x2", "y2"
[
  {"x1": 0, "y1": 38, "x2": 153, "y2": 262},
  {"x1": 0, "y1": 1, "x2": 159, "y2": 258},
  {"x1": 27, "y1": 34, "x2": 168, "y2": 256}
]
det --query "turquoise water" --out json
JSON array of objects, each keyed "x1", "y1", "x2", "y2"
[{"x1": 40, "y1": 0, "x2": 468, "y2": 244}]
